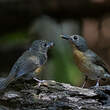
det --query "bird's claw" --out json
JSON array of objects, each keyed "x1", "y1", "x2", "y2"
[
  {"x1": 33, "y1": 78, "x2": 48, "y2": 87},
  {"x1": 38, "y1": 80, "x2": 48, "y2": 87},
  {"x1": 82, "y1": 81, "x2": 86, "y2": 88}
]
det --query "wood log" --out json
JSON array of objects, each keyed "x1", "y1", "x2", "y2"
[{"x1": 0, "y1": 79, "x2": 110, "y2": 109}]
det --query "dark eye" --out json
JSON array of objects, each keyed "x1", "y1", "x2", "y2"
[{"x1": 73, "y1": 35, "x2": 78, "y2": 40}]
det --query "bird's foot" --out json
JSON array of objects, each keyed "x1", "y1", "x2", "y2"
[
  {"x1": 94, "y1": 79, "x2": 100, "y2": 88},
  {"x1": 33, "y1": 77, "x2": 48, "y2": 87},
  {"x1": 90, "y1": 79, "x2": 100, "y2": 90},
  {"x1": 95, "y1": 81, "x2": 99, "y2": 87},
  {"x1": 82, "y1": 76, "x2": 88, "y2": 88},
  {"x1": 82, "y1": 81, "x2": 86, "y2": 88}
]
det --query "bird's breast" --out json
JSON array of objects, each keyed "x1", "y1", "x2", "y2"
[
  {"x1": 73, "y1": 49, "x2": 103, "y2": 80},
  {"x1": 73, "y1": 49, "x2": 86, "y2": 65},
  {"x1": 73, "y1": 49, "x2": 92, "y2": 74},
  {"x1": 29, "y1": 55, "x2": 44, "y2": 74}
]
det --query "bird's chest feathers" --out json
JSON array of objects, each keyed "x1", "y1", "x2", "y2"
[
  {"x1": 73, "y1": 49, "x2": 88, "y2": 72},
  {"x1": 73, "y1": 49, "x2": 86, "y2": 63},
  {"x1": 29, "y1": 56, "x2": 44, "y2": 74}
]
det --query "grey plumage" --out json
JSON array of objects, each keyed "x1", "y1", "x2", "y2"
[
  {"x1": 84, "y1": 50, "x2": 110, "y2": 80},
  {"x1": 61, "y1": 34, "x2": 110, "y2": 87},
  {"x1": 0, "y1": 40, "x2": 53, "y2": 90}
]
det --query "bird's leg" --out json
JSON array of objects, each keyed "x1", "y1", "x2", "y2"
[
  {"x1": 95, "y1": 79, "x2": 100, "y2": 87},
  {"x1": 82, "y1": 76, "x2": 88, "y2": 88},
  {"x1": 33, "y1": 77, "x2": 47, "y2": 87}
]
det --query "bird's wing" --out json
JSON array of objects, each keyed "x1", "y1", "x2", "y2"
[
  {"x1": 15, "y1": 51, "x2": 42, "y2": 79},
  {"x1": 15, "y1": 58, "x2": 39, "y2": 79},
  {"x1": 85, "y1": 50, "x2": 109, "y2": 73},
  {"x1": 94, "y1": 55, "x2": 109, "y2": 73}
]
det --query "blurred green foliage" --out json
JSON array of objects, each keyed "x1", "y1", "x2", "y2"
[
  {"x1": 0, "y1": 22, "x2": 83, "y2": 87},
  {"x1": 52, "y1": 44, "x2": 83, "y2": 86},
  {"x1": 0, "y1": 30, "x2": 29, "y2": 46}
]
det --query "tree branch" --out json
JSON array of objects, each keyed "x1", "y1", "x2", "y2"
[{"x1": 0, "y1": 80, "x2": 110, "y2": 109}]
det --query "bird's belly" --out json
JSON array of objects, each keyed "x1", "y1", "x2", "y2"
[{"x1": 73, "y1": 50, "x2": 101, "y2": 80}]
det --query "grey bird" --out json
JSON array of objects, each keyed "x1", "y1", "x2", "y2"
[
  {"x1": 61, "y1": 34, "x2": 110, "y2": 87},
  {"x1": 0, "y1": 40, "x2": 54, "y2": 90}
]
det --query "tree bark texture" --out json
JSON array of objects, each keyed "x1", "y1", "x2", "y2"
[{"x1": 0, "y1": 80, "x2": 110, "y2": 110}]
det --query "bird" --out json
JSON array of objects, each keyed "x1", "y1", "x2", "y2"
[
  {"x1": 61, "y1": 34, "x2": 110, "y2": 87},
  {"x1": 0, "y1": 40, "x2": 54, "y2": 90}
]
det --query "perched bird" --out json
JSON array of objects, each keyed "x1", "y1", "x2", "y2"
[
  {"x1": 0, "y1": 40, "x2": 54, "y2": 90},
  {"x1": 61, "y1": 34, "x2": 110, "y2": 87}
]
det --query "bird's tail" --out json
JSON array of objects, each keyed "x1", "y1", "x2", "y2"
[
  {"x1": 0, "y1": 79, "x2": 8, "y2": 90},
  {"x1": 0, "y1": 76, "x2": 13, "y2": 90}
]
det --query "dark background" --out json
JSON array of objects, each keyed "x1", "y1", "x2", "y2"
[{"x1": 0, "y1": 0, "x2": 110, "y2": 87}]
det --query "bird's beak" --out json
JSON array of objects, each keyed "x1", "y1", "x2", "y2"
[
  {"x1": 60, "y1": 35, "x2": 71, "y2": 40},
  {"x1": 47, "y1": 42, "x2": 54, "y2": 48}
]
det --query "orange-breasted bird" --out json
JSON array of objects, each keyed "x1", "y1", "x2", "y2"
[
  {"x1": 0, "y1": 40, "x2": 54, "y2": 90},
  {"x1": 61, "y1": 34, "x2": 110, "y2": 87}
]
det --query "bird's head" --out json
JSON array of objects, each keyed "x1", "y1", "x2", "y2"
[
  {"x1": 30, "y1": 40, "x2": 54, "y2": 53},
  {"x1": 61, "y1": 34, "x2": 88, "y2": 52}
]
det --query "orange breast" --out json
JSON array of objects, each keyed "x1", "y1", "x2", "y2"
[
  {"x1": 35, "y1": 66, "x2": 43, "y2": 75},
  {"x1": 73, "y1": 47, "x2": 89, "y2": 73},
  {"x1": 72, "y1": 46, "x2": 104, "y2": 80}
]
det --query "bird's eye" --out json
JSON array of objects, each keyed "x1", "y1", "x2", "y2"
[{"x1": 73, "y1": 35, "x2": 78, "y2": 40}]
